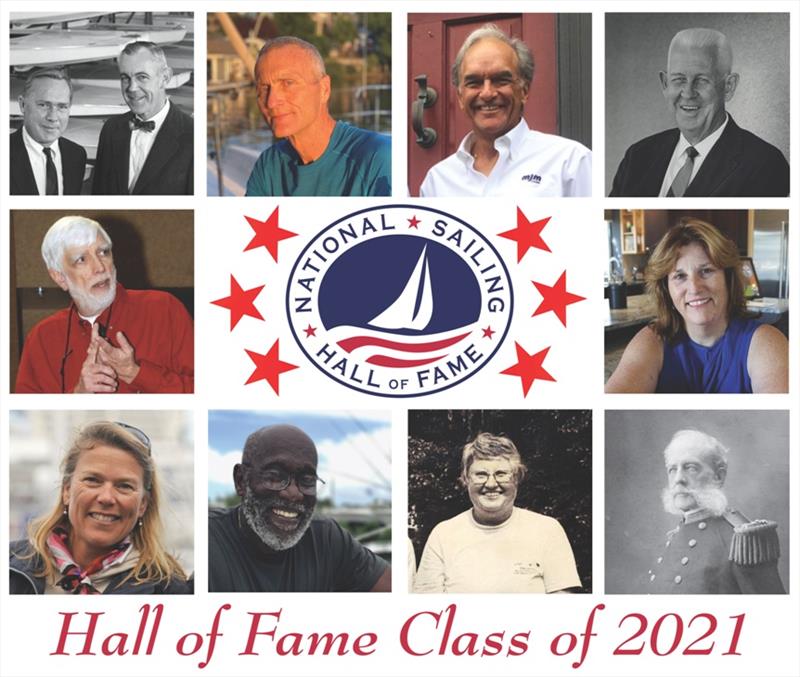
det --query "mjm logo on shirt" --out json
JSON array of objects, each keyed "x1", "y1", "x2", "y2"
[{"x1": 521, "y1": 174, "x2": 542, "y2": 184}]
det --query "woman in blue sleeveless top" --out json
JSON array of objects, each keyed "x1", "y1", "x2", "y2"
[{"x1": 606, "y1": 218, "x2": 788, "y2": 393}]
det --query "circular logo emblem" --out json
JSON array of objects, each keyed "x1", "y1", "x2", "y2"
[{"x1": 286, "y1": 205, "x2": 513, "y2": 397}]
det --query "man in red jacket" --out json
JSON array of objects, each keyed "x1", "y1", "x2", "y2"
[{"x1": 15, "y1": 215, "x2": 193, "y2": 393}]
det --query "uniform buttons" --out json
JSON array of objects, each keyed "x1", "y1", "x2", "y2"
[
  {"x1": 674, "y1": 575, "x2": 682, "y2": 584},
  {"x1": 666, "y1": 540, "x2": 671, "y2": 547},
  {"x1": 650, "y1": 574, "x2": 656, "y2": 582},
  {"x1": 698, "y1": 522, "x2": 707, "y2": 530},
  {"x1": 681, "y1": 556, "x2": 689, "y2": 565},
  {"x1": 657, "y1": 556, "x2": 663, "y2": 564},
  {"x1": 688, "y1": 539, "x2": 697, "y2": 547}
]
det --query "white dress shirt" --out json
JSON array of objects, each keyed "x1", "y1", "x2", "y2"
[
  {"x1": 22, "y1": 127, "x2": 63, "y2": 195},
  {"x1": 128, "y1": 100, "x2": 170, "y2": 192},
  {"x1": 420, "y1": 118, "x2": 592, "y2": 197},
  {"x1": 658, "y1": 115, "x2": 729, "y2": 197}
]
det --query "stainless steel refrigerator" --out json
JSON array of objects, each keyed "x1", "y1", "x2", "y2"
[{"x1": 752, "y1": 210, "x2": 789, "y2": 299}]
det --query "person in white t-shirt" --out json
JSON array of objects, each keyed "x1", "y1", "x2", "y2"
[
  {"x1": 419, "y1": 23, "x2": 591, "y2": 197},
  {"x1": 413, "y1": 432, "x2": 581, "y2": 593}
]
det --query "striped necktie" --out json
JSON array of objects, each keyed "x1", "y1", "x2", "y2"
[{"x1": 666, "y1": 146, "x2": 698, "y2": 197}]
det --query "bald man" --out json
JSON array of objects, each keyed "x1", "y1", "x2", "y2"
[
  {"x1": 610, "y1": 28, "x2": 789, "y2": 197},
  {"x1": 208, "y1": 424, "x2": 391, "y2": 592}
]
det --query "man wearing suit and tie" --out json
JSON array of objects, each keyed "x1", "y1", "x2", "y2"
[
  {"x1": 609, "y1": 28, "x2": 789, "y2": 197},
  {"x1": 93, "y1": 41, "x2": 193, "y2": 195},
  {"x1": 10, "y1": 69, "x2": 87, "y2": 195}
]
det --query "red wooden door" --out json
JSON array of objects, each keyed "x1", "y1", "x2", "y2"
[{"x1": 407, "y1": 13, "x2": 557, "y2": 196}]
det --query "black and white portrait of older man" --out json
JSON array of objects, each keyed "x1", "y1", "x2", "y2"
[{"x1": 605, "y1": 410, "x2": 788, "y2": 594}]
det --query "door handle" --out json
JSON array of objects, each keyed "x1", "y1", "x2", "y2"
[{"x1": 412, "y1": 74, "x2": 438, "y2": 148}]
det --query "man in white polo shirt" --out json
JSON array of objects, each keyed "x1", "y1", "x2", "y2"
[{"x1": 419, "y1": 24, "x2": 591, "y2": 198}]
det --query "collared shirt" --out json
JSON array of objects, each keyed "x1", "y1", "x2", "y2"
[
  {"x1": 21, "y1": 126, "x2": 63, "y2": 195},
  {"x1": 128, "y1": 100, "x2": 170, "y2": 192},
  {"x1": 419, "y1": 118, "x2": 592, "y2": 197},
  {"x1": 658, "y1": 115, "x2": 729, "y2": 197}
]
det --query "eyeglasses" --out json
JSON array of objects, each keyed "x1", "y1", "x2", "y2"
[
  {"x1": 115, "y1": 421, "x2": 152, "y2": 453},
  {"x1": 468, "y1": 470, "x2": 514, "y2": 485},
  {"x1": 242, "y1": 463, "x2": 325, "y2": 495}
]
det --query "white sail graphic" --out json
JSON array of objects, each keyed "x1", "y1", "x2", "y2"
[{"x1": 368, "y1": 246, "x2": 433, "y2": 330}]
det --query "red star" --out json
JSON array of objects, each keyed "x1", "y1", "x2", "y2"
[
  {"x1": 500, "y1": 343, "x2": 556, "y2": 396},
  {"x1": 532, "y1": 271, "x2": 586, "y2": 327},
  {"x1": 482, "y1": 326, "x2": 496, "y2": 339},
  {"x1": 211, "y1": 275, "x2": 264, "y2": 330},
  {"x1": 304, "y1": 324, "x2": 317, "y2": 337},
  {"x1": 245, "y1": 339, "x2": 298, "y2": 395},
  {"x1": 498, "y1": 208, "x2": 551, "y2": 262},
  {"x1": 408, "y1": 215, "x2": 420, "y2": 229},
  {"x1": 244, "y1": 207, "x2": 297, "y2": 262}
]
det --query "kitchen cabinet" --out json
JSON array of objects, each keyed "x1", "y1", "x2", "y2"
[{"x1": 619, "y1": 209, "x2": 645, "y2": 254}]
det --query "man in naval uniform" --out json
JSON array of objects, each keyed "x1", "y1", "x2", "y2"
[{"x1": 645, "y1": 429, "x2": 784, "y2": 594}]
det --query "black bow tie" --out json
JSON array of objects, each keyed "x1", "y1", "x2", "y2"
[{"x1": 129, "y1": 117, "x2": 155, "y2": 132}]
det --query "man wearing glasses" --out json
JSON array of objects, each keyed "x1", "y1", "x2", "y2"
[
  {"x1": 419, "y1": 24, "x2": 591, "y2": 197},
  {"x1": 245, "y1": 36, "x2": 391, "y2": 197},
  {"x1": 208, "y1": 424, "x2": 391, "y2": 592},
  {"x1": 413, "y1": 432, "x2": 580, "y2": 593}
]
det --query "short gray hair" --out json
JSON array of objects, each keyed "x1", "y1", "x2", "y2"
[
  {"x1": 451, "y1": 23, "x2": 534, "y2": 88},
  {"x1": 119, "y1": 40, "x2": 170, "y2": 72},
  {"x1": 668, "y1": 28, "x2": 733, "y2": 74},
  {"x1": 41, "y1": 216, "x2": 112, "y2": 273},
  {"x1": 460, "y1": 432, "x2": 527, "y2": 484},
  {"x1": 22, "y1": 68, "x2": 73, "y2": 102},
  {"x1": 254, "y1": 36, "x2": 326, "y2": 80},
  {"x1": 663, "y1": 429, "x2": 729, "y2": 475}
]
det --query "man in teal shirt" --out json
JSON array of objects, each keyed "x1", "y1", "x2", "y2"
[{"x1": 246, "y1": 36, "x2": 391, "y2": 197}]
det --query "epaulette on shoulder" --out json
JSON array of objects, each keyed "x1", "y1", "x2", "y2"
[{"x1": 725, "y1": 510, "x2": 780, "y2": 566}]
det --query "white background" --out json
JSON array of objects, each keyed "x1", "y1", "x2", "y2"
[{"x1": 1, "y1": 1, "x2": 797, "y2": 676}]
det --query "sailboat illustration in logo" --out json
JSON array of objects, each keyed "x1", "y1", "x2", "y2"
[
  {"x1": 286, "y1": 205, "x2": 513, "y2": 397},
  {"x1": 369, "y1": 246, "x2": 433, "y2": 331}
]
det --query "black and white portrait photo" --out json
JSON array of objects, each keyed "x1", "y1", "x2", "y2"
[
  {"x1": 605, "y1": 410, "x2": 789, "y2": 594},
  {"x1": 408, "y1": 409, "x2": 591, "y2": 594},
  {"x1": 605, "y1": 13, "x2": 789, "y2": 197},
  {"x1": 9, "y1": 11, "x2": 194, "y2": 196}
]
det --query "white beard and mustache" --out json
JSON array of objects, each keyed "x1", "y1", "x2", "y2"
[
  {"x1": 241, "y1": 484, "x2": 315, "y2": 551},
  {"x1": 68, "y1": 268, "x2": 117, "y2": 317},
  {"x1": 662, "y1": 485, "x2": 728, "y2": 517}
]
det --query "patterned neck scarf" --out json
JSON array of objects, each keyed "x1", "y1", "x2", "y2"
[{"x1": 47, "y1": 526, "x2": 132, "y2": 594}]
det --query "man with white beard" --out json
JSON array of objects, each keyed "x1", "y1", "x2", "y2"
[
  {"x1": 645, "y1": 429, "x2": 784, "y2": 593},
  {"x1": 14, "y1": 216, "x2": 194, "y2": 393},
  {"x1": 208, "y1": 424, "x2": 391, "y2": 592}
]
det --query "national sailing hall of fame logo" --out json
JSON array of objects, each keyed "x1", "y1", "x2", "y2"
[{"x1": 286, "y1": 205, "x2": 513, "y2": 397}]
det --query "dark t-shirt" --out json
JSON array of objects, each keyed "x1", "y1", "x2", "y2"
[{"x1": 208, "y1": 506, "x2": 388, "y2": 592}]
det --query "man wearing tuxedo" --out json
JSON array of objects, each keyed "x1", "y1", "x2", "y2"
[
  {"x1": 10, "y1": 69, "x2": 87, "y2": 195},
  {"x1": 609, "y1": 28, "x2": 789, "y2": 197},
  {"x1": 92, "y1": 41, "x2": 193, "y2": 195}
]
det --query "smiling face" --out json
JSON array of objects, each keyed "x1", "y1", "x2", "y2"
[
  {"x1": 19, "y1": 77, "x2": 71, "y2": 146},
  {"x1": 255, "y1": 44, "x2": 330, "y2": 144},
  {"x1": 235, "y1": 426, "x2": 318, "y2": 551},
  {"x1": 49, "y1": 234, "x2": 116, "y2": 317},
  {"x1": 118, "y1": 49, "x2": 170, "y2": 120},
  {"x1": 466, "y1": 457, "x2": 517, "y2": 525},
  {"x1": 664, "y1": 439, "x2": 724, "y2": 514},
  {"x1": 659, "y1": 42, "x2": 737, "y2": 145},
  {"x1": 62, "y1": 445, "x2": 148, "y2": 567},
  {"x1": 667, "y1": 241, "x2": 729, "y2": 337},
  {"x1": 457, "y1": 38, "x2": 528, "y2": 143}
]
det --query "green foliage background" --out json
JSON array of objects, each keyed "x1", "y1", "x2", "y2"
[{"x1": 408, "y1": 410, "x2": 592, "y2": 592}]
